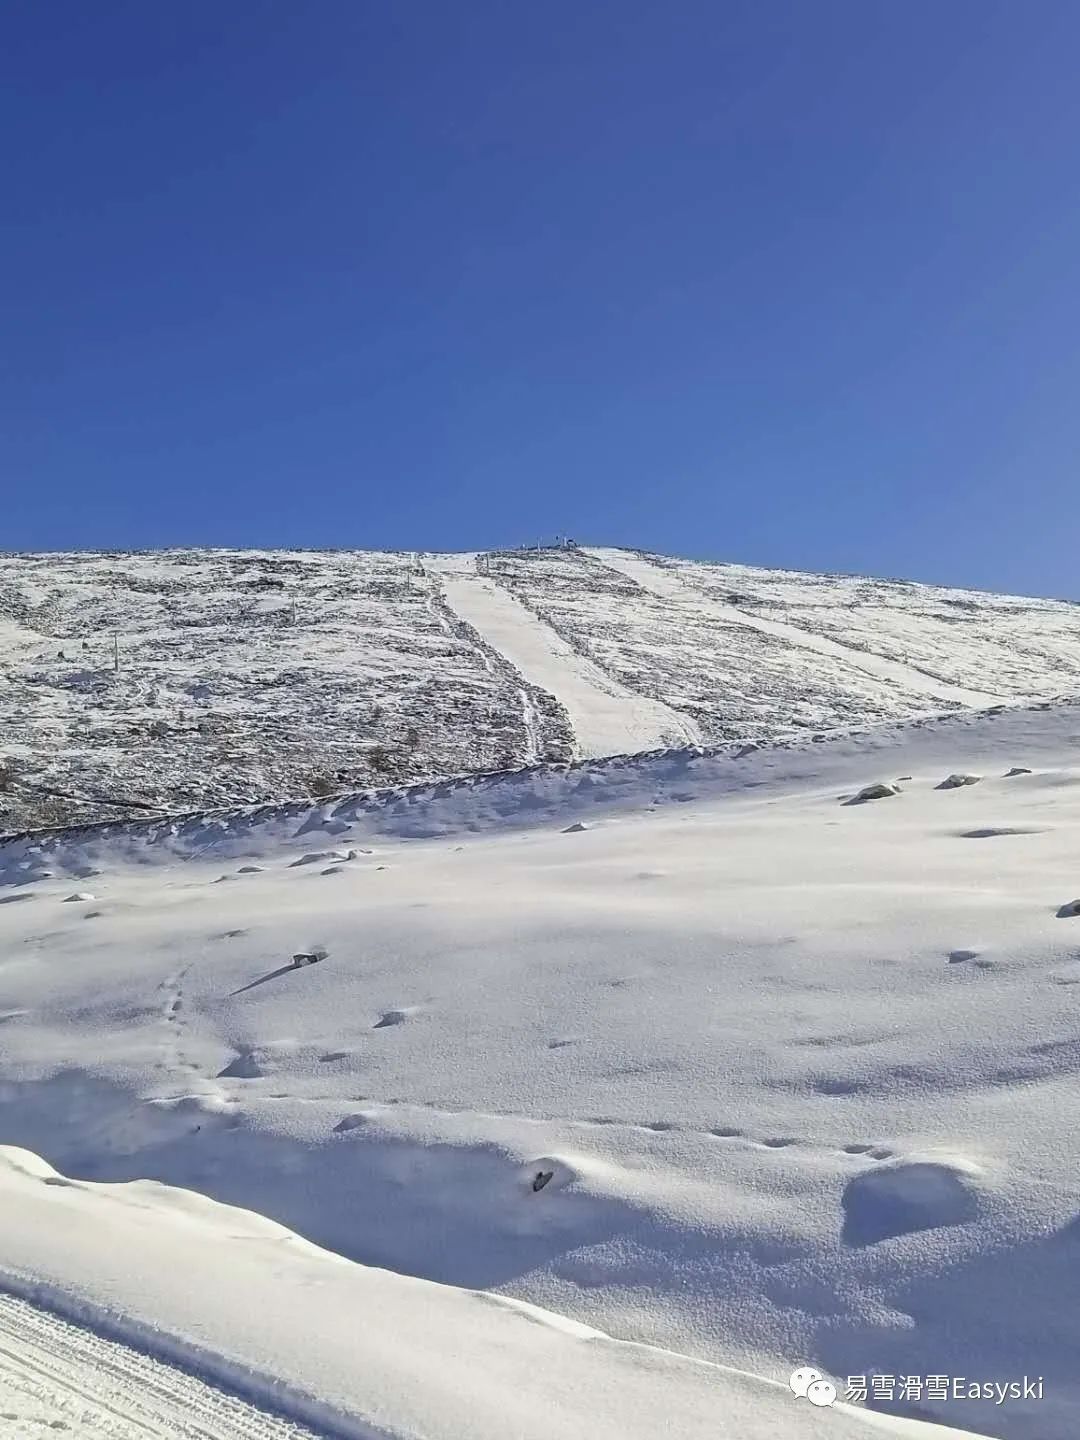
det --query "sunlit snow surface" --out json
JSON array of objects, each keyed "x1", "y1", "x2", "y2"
[{"x1": 1, "y1": 701, "x2": 1079, "y2": 1436}]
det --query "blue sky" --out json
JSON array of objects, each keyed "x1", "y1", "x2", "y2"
[{"x1": 4, "y1": 1, "x2": 1080, "y2": 596}]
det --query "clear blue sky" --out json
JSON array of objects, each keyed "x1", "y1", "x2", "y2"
[{"x1": 5, "y1": 1, "x2": 1080, "y2": 596}]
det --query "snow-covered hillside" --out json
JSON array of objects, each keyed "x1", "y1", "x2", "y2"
[
  {"x1": 1, "y1": 700, "x2": 1078, "y2": 1437},
  {"x1": 3, "y1": 543, "x2": 1080, "y2": 830}
]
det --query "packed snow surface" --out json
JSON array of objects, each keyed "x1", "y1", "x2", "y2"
[
  {"x1": 2, "y1": 699, "x2": 1079, "y2": 1436},
  {"x1": 0, "y1": 1288, "x2": 321, "y2": 1439},
  {"x1": 6, "y1": 542, "x2": 1080, "y2": 826}
]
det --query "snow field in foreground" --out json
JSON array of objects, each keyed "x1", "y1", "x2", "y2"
[
  {"x1": 0, "y1": 1148, "x2": 992, "y2": 1440},
  {"x1": 2, "y1": 700, "x2": 1080, "y2": 1436}
]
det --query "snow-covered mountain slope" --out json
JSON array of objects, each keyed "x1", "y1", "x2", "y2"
[
  {"x1": 1, "y1": 701, "x2": 1078, "y2": 1437},
  {"x1": 3, "y1": 543, "x2": 1080, "y2": 830}
]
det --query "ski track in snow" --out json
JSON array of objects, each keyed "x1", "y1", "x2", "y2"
[
  {"x1": 587, "y1": 548, "x2": 1005, "y2": 709},
  {"x1": 416, "y1": 554, "x2": 561, "y2": 766},
  {"x1": 416, "y1": 554, "x2": 494, "y2": 676},
  {"x1": 516, "y1": 686, "x2": 542, "y2": 766},
  {"x1": 427, "y1": 553, "x2": 700, "y2": 759},
  {"x1": 0, "y1": 1294, "x2": 321, "y2": 1439}
]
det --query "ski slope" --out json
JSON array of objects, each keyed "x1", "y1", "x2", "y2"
[
  {"x1": 425, "y1": 552, "x2": 700, "y2": 757},
  {"x1": 642, "y1": 548, "x2": 1080, "y2": 702},
  {"x1": 1, "y1": 701, "x2": 1078, "y2": 1437},
  {"x1": 587, "y1": 547, "x2": 1004, "y2": 708}
]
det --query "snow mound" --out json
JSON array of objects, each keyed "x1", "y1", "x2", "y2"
[{"x1": 841, "y1": 1156, "x2": 985, "y2": 1246}]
